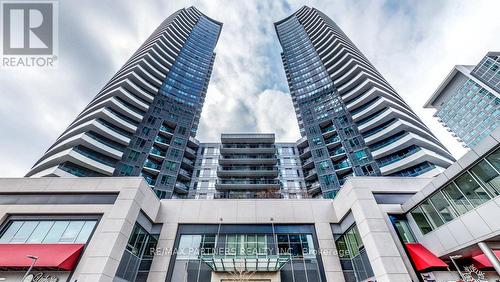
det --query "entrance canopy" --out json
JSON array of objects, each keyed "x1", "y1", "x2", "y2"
[
  {"x1": 201, "y1": 255, "x2": 290, "y2": 272},
  {"x1": 405, "y1": 243, "x2": 448, "y2": 271},
  {"x1": 472, "y1": 250, "x2": 500, "y2": 269}
]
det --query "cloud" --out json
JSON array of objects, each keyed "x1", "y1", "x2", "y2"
[{"x1": 1, "y1": 0, "x2": 498, "y2": 176}]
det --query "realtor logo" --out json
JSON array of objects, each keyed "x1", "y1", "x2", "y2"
[{"x1": 1, "y1": 1, "x2": 58, "y2": 67}]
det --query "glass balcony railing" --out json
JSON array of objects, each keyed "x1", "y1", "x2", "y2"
[
  {"x1": 182, "y1": 157, "x2": 194, "y2": 166},
  {"x1": 304, "y1": 169, "x2": 317, "y2": 177},
  {"x1": 370, "y1": 131, "x2": 408, "y2": 151},
  {"x1": 150, "y1": 147, "x2": 166, "y2": 157},
  {"x1": 301, "y1": 157, "x2": 313, "y2": 165},
  {"x1": 219, "y1": 166, "x2": 277, "y2": 171},
  {"x1": 329, "y1": 147, "x2": 346, "y2": 156},
  {"x1": 144, "y1": 160, "x2": 161, "y2": 171},
  {"x1": 154, "y1": 136, "x2": 169, "y2": 145},
  {"x1": 159, "y1": 125, "x2": 175, "y2": 134},
  {"x1": 378, "y1": 146, "x2": 421, "y2": 167},
  {"x1": 179, "y1": 168, "x2": 192, "y2": 178},
  {"x1": 333, "y1": 160, "x2": 351, "y2": 170},
  {"x1": 324, "y1": 135, "x2": 340, "y2": 145},
  {"x1": 217, "y1": 179, "x2": 280, "y2": 185},
  {"x1": 73, "y1": 146, "x2": 117, "y2": 167},
  {"x1": 321, "y1": 125, "x2": 335, "y2": 133},
  {"x1": 184, "y1": 147, "x2": 197, "y2": 156},
  {"x1": 221, "y1": 144, "x2": 275, "y2": 149},
  {"x1": 220, "y1": 155, "x2": 276, "y2": 160}
]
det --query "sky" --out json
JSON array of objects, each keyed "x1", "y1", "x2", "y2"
[{"x1": 1, "y1": 0, "x2": 499, "y2": 177}]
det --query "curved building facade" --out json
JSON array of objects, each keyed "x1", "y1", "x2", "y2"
[
  {"x1": 275, "y1": 6, "x2": 455, "y2": 198},
  {"x1": 26, "y1": 7, "x2": 222, "y2": 199}
]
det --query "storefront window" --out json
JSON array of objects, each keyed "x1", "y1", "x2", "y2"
[
  {"x1": 0, "y1": 220, "x2": 97, "y2": 244},
  {"x1": 335, "y1": 225, "x2": 374, "y2": 282}
]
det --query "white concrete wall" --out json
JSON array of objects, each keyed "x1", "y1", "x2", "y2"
[
  {"x1": 147, "y1": 199, "x2": 344, "y2": 282},
  {"x1": 0, "y1": 177, "x2": 159, "y2": 282}
]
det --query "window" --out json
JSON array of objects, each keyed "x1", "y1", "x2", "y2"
[
  {"x1": 410, "y1": 206, "x2": 433, "y2": 235},
  {"x1": 420, "y1": 200, "x2": 444, "y2": 228},
  {"x1": 0, "y1": 220, "x2": 97, "y2": 243},
  {"x1": 353, "y1": 150, "x2": 368, "y2": 161},
  {"x1": 454, "y1": 172, "x2": 491, "y2": 207},
  {"x1": 470, "y1": 159, "x2": 500, "y2": 196},
  {"x1": 120, "y1": 164, "x2": 134, "y2": 176},
  {"x1": 429, "y1": 192, "x2": 458, "y2": 222},
  {"x1": 441, "y1": 182, "x2": 473, "y2": 215},
  {"x1": 127, "y1": 150, "x2": 140, "y2": 161}
]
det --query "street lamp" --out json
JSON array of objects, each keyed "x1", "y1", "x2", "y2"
[
  {"x1": 449, "y1": 255, "x2": 465, "y2": 281},
  {"x1": 21, "y1": 255, "x2": 38, "y2": 281}
]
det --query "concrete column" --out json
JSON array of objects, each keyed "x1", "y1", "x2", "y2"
[
  {"x1": 314, "y1": 222, "x2": 345, "y2": 282},
  {"x1": 349, "y1": 188, "x2": 412, "y2": 282},
  {"x1": 478, "y1": 242, "x2": 500, "y2": 276}
]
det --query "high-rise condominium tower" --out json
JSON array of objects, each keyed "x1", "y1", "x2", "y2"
[
  {"x1": 275, "y1": 6, "x2": 455, "y2": 198},
  {"x1": 425, "y1": 52, "x2": 500, "y2": 148},
  {"x1": 26, "y1": 7, "x2": 222, "y2": 199}
]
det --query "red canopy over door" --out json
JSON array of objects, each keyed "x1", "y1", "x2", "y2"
[
  {"x1": 405, "y1": 243, "x2": 448, "y2": 271},
  {"x1": 472, "y1": 250, "x2": 500, "y2": 269},
  {"x1": 0, "y1": 244, "x2": 84, "y2": 270}
]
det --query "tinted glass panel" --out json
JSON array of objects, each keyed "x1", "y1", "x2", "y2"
[
  {"x1": 470, "y1": 160, "x2": 500, "y2": 196},
  {"x1": 420, "y1": 200, "x2": 444, "y2": 228},
  {"x1": 454, "y1": 172, "x2": 491, "y2": 207},
  {"x1": 27, "y1": 221, "x2": 54, "y2": 243},
  {"x1": 410, "y1": 206, "x2": 433, "y2": 234},
  {"x1": 441, "y1": 183, "x2": 473, "y2": 215},
  {"x1": 429, "y1": 192, "x2": 458, "y2": 222},
  {"x1": 11, "y1": 221, "x2": 38, "y2": 243}
]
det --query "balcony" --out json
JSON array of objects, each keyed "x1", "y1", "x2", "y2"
[
  {"x1": 220, "y1": 144, "x2": 276, "y2": 154},
  {"x1": 304, "y1": 168, "x2": 318, "y2": 180},
  {"x1": 215, "y1": 179, "x2": 280, "y2": 190},
  {"x1": 143, "y1": 159, "x2": 161, "y2": 174},
  {"x1": 333, "y1": 160, "x2": 352, "y2": 174},
  {"x1": 324, "y1": 135, "x2": 341, "y2": 148},
  {"x1": 184, "y1": 147, "x2": 197, "y2": 158},
  {"x1": 218, "y1": 155, "x2": 277, "y2": 165},
  {"x1": 301, "y1": 157, "x2": 314, "y2": 169},
  {"x1": 299, "y1": 147, "x2": 311, "y2": 158},
  {"x1": 159, "y1": 125, "x2": 175, "y2": 136},
  {"x1": 149, "y1": 147, "x2": 166, "y2": 161},
  {"x1": 329, "y1": 147, "x2": 346, "y2": 161},
  {"x1": 306, "y1": 182, "x2": 321, "y2": 195},
  {"x1": 178, "y1": 168, "x2": 192, "y2": 180},
  {"x1": 154, "y1": 135, "x2": 170, "y2": 148},
  {"x1": 174, "y1": 182, "x2": 189, "y2": 194},
  {"x1": 217, "y1": 166, "x2": 279, "y2": 177}
]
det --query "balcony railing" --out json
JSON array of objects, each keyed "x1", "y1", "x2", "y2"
[
  {"x1": 220, "y1": 155, "x2": 276, "y2": 160},
  {"x1": 154, "y1": 135, "x2": 169, "y2": 145},
  {"x1": 333, "y1": 160, "x2": 351, "y2": 170},
  {"x1": 219, "y1": 166, "x2": 277, "y2": 171},
  {"x1": 150, "y1": 147, "x2": 166, "y2": 157},
  {"x1": 378, "y1": 146, "x2": 421, "y2": 167},
  {"x1": 217, "y1": 179, "x2": 280, "y2": 185},
  {"x1": 144, "y1": 160, "x2": 161, "y2": 171},
  {"x1": 321, "y1": 125, "x2": 335, "y2": 133},
  {"x1": 329, "y1": 147, "x2": 346, "y2": 156},
  {"x1": 221, "y1": 144, "x2": 275, "y2": 149},
  {"x1": 324, "y1": 135, "x2": 340, "y2": 145},
  {"x1": 159, "y1": 125, "x2": 175, "y2": 134}
]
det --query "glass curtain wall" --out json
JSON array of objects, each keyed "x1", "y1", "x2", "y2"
[{"x1": 410, "y1": 147, "x2": 500, "y2": 234}]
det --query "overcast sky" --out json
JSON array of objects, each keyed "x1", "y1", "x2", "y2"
[{"x1": 1, "y1": 0, "x2": 499, "y2": 177}]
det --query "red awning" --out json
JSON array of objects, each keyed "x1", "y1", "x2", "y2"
[
  {"x1": 472, "y1": 250, "x2": 500, "y2": 269},
  {"x1": 0, "y1": 244, "x2": 84, "y2": 270},
  {"x1": 405, "y1": 243, "x2": 448, "y2": 271}
]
